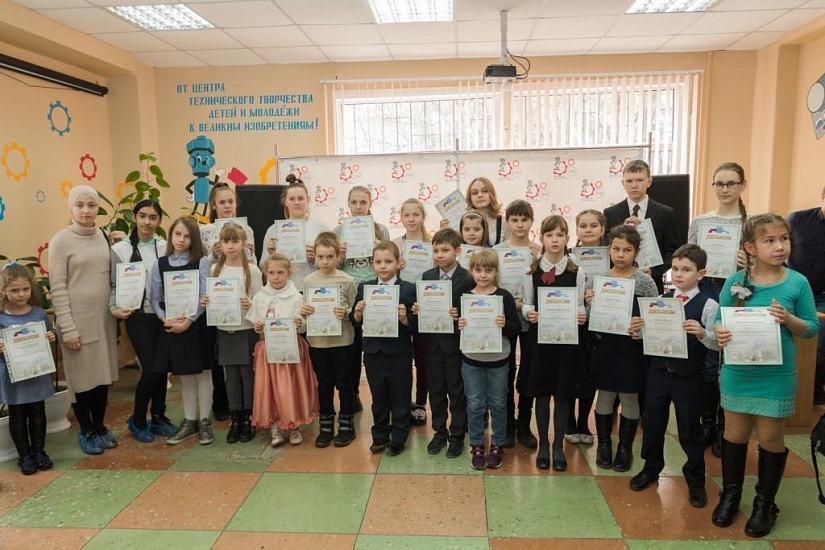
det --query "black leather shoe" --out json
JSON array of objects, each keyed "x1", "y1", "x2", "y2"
[
  {"x1": 388, "y1": 441, "x2": 405, "y2": 456},
  {"x1": 552, "y1": 447, "x2": 567, "y2": 472},
  {"x1": 213, "y1": 407, "x2": 230, "y2": 422},
  {"x1": 536, "y1": 455, "x2": 550, "y2": 470},
  {"x1": 445, "y1": 441, "x2": 464, "y2": 458},
  {"x1": 369, "y1": 440, "x2": 389, "y2": 453},
  {"x1": 427, "y1": 436, "x2": 447, "y2": 455},
  {"x1": 629, "y1": 470, "x2": 658, "y2": 491},
  {"x1": 689, "y1": 486, "x2": 708, "y2": 508}
]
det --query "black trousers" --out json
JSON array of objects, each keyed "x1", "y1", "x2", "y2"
[
  {"x1": 426, "y1": 348, "x2": 466, "y2": 443},
  {"x1": 127, "y1": 312, "x2": 169, "y2": 419},
  {"x1": 640, "y1": 367, "x2": 705, "y2": 488},
  {"x1": 310, "y1": 345, "x2": 355, "y2": 417},
  {"x1": 365, "y1": 351, "x2": 413, "y2": 445},
  {"x1": 507, "y1": 332, "x2": 533, "y2": 424},
  {"x1": 351, "y1": 325, "x2": 364, "y2": 395}
]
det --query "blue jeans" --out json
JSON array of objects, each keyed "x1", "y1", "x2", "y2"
[{"x1": 462, "y1": 362, "x2": 508, "y2": 446}]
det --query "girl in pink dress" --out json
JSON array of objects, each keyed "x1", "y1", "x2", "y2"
[{"x1": 248, "y1": 253, "x2": 318, "y2": 447}]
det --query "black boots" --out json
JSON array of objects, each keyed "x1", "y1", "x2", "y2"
[
  {"x1": 239, "y1": 409, "x2": 255, "y2": 442},
  {"x1": 334, "y1": 413, "x2": 356, "y2": 447},
  {"x1": 712, "y1": 408, "x2": 725, "y2": 458},
  {"x1": 316, "y1": 414, "x2": 335, "y2": 448},
  {"x1": 744, "y1": 446, "x2": 788, "y2": 538},
  {"x1": 595, "y1": 413, "x2": 614, "y2": 469},
  {"x1": 226, "y1": 411, "x2": 242, "y2": 444},
  {"x1": 712, "y1": 438, "x2": 748, "y2": 527},
  {"x1": 612, "y1": 415, "x2": 639, "y2": 472},
  {"x1": 701, "y1": 382, "x2": 719, "y2": 449}
]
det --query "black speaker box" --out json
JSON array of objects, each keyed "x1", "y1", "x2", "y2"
[
  {"x1": 236, "y1": 185, "x2": 285, "y2": 260},
  {"x1": 649, "y1": 173, "x2": 690, "y2": 247}
]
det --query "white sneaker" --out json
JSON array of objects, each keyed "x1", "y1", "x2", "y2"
[
  {"x1": 564, "y1": 433, "x2": 582, "y2": 444},
  {"x1": 289, "y1": 429, "x2": 303, "y2": 445},
  {"x1": 579, "y1": 433, "x2": 594, "y2": 444},
  {"x1": 270, "y1": 427, "x2": 286, "y2": 447}
]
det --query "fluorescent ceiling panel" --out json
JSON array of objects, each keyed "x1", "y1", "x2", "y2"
[
  {"x1": 626, "y1": 0, "x2": 721, "y2": 13},
  {"x1": 368, "y1": 0, "x2": 453, "y2": 24},
  {"x1": 108, "y1": 3, "x2": 214, "y2": 31}
]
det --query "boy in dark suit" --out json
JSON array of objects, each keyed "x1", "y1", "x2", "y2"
[
  {"x1": 413, "y1": 228, "x2": 474, "y2": 458},
  {"x1": 628, "y1": 244, "x2": 719, "y2": 508},
  {"x1": 352, "y1": 241, "x2": 417, "y2": 455},
  {"x1": 604, "y1": 159, "x2": 680, "y2": 294}
]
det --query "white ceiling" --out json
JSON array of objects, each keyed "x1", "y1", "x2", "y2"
[{"x1": 10, "y1": 0, "x2": 825, "y2": 67}]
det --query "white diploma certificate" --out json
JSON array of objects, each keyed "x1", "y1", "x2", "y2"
[
  {"x1": 115, "y1": 262, "x2": 146, "y2": 310},
  {"x1": 363, "y1": 285, "x2": 400, "y2": 338},
  {"x1": 720, "y1": 306, "x2": 783, "y2": 365},
  {"x1": 638, "y1": 297, "x2": 688, "y2": 359},
  {"x1": 416, "y1": 280, "x2": 454, "y2": 334},
  {"x1": 435, "y1": 189, "x2": 468, "y2": 229},
  {"x1": 497, "y1": 248, "x2": 531, "y2": 299},
  {"x1": 401, "y1": 240, "x2": 434, "y2": 282},
  {"x1": 635, "y1": 219, "x2": 664, "y2": 269},
  {"x1": 206, "y1": 277, "x2": 242, "y2": 327},
  {"x1": 306, "y1": 286, "x2": 342, "y2": 337},
  {"x1": 537, "y1": 287, "x2": 579, "y2": 345},
  {"x1": 588, "y1": 276, "x2": 636, "y2": 335},
  {"x1": 343, "y1": 215, "x2": 375, "y2": 259},
  {"x1": 264, "y1": 318, "x2": 300, "y2": 364},
  {"x1": 460, "y1": 294, "x2": 503, "y2": 353},
  {"x1": 163, "y1": 270, "x2": 200, "y2": 318},
  {"x1": 1, "y1": 321, "x2": 56, "y2": 383},
  {"x1": 459, "y1": 244, "x2": 483, "y2": 270},
  {"x1": 697, "y1": 223, "x2": 742, "y2": 278},
  {"x1": 274, "y1": 219, "x2": 307, "y2": 264},
  {"x1": 573, "y1": 247, "x2": 610, "y2": 276},
  {"x1": 215, "y1": 217, "x2": 248, "y2": 233}
]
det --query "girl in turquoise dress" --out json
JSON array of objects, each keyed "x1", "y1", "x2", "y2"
[{"x1": 712, "y1": 214, "x2": 819, "y2": 538}]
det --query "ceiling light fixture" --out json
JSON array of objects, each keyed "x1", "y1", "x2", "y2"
[
  {"x1": 368, "y1": 0, "x2": 453, "y2": 24},
  {"x1": 107, "y1": 4, "x2": 214, "y2": 31},
  {"x1": 626, "y1": 0, "x2": 721, "y2": 13}
]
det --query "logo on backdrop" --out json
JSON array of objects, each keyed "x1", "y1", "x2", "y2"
[
  {"x1": 339, "y1": 162, "x2": 361, "y2": 183},
  {"x1": 336, "y1": 208, "x2": 351, "y2": 225},
  {"x1": 580, "y1": 178, "x2": 605, "y2": 201},
  {"x1": 314, "y1": 185, "x2": 336, "y2": 207},
  {"x1": 417, "y1": 182, "x2": 441, "y2": 203},
  {"x1": 548, "y1": 202, "x2": 572, "y2": 217},
  {"x1": 388, "y1": 207, "x2": 402, "y2": 227},
  {"x1": 289, "y1": 163, "x2": 309, "y2": 180},
  {"x1": 497, "y1": 157, "x2": 521, "y2": 179},
  {"x1": 368, "y1": 183, "x2": 387, "y2": 205},
  {"x1": 608, "y1": 156, "x2": 630, "y2": 177},
  {"x1": 444, "y1": 159, "x2": 466, "y2": 181},
  {"x1": 552, "y1": 156, "x2": 576, "y2": 178},
  {"x1": 524, "y1": 179, "x2": 548, "y2": 202},
  {"x1": 390, "y1": 160, "x2": 414, "y2": 182}
]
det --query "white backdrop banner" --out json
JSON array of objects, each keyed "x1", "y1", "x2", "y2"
[{"x1": 279, "y1": 147, "x2": 645, "y2": 241}]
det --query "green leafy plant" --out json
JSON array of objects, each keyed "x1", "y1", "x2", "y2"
[{"x1": 98, "y1": 153, "x2": 171, "y2": 239}]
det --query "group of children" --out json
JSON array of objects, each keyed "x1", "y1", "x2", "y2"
[{"x1": 0, "y1": 159, "x2": 819, "y2": 540}]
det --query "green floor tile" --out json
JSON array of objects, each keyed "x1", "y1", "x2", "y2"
[
  {"x1": 626, "y1": 540, "x2": 771, "y2": 549},
  {"x1": 376, "y1": 433, "x2": 481, "y2": 475},
  {"x1": 355, "y1": 535, "x2": 489, "y2": 549},
  {"x1": 228, "y1": 472, "x2": 373, "y2": 533},
  {"x1": 484, "y1": 475, "x2": 621, "y2": 538},
  {"x1": 83, "y1": 529, "x2": 219, "y2": 549},
  {"x1": 0, "y1": 470, "x2": 159, "y2": 528},
  {"x1": 785, "y1": 434, "x2": 822, "y2": 473},
  {"x1": 763, "y1": 477, "x2": 825, "y2": 540},
  {"x1": 169, "y1": 429, "x2": 272, "y2": 472}
]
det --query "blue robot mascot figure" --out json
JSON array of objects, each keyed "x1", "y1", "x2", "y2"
[{"x1": 186, "y1": 135, "x2": 216, "y2": 218}]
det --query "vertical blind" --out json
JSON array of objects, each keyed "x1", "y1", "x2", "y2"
[{"x1": 325, "y1": 71, "x2": 700, "y2": 175}]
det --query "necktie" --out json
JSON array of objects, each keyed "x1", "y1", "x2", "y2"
[
  {"x1": 441, "y1": 273, "x2": 449, "y2": 281},
  {"x1": 541, "y1": 266, "x2": 556, "y2": 285},
  {"x1": 678, "y1": 294, "x2": 689, "y2": 303},
  {"x1": 632, "y1": 204, "x2": 640, "y2": 218}
]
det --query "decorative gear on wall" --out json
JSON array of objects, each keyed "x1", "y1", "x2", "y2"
[
  {"x1": 47, "y1": 100, "x2": 72, "y2": 137},
  {"x1": 79, "y1": 153, "x2": 98, "y2": 181},
  {"x1": 60, "y1": 180, "x2": 73, "y2": 198},
  {"x1": 35, "y1": 189, "x2": 46, "y2": 203},
  {"x1": 259, "y1": 158, "x2": 277, "y2": 184},
  {"x1": 117, "y1": 181, "x2": 135, "y2": 199},
  {"x1": 37, "y1": 242, "x2": 49, "y2": 275},
  {"x1": 1, "y1": 142, "x2": 30, "y2": 181}
]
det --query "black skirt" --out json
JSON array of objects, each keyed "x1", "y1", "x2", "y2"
[
  {"x1": 153, "y1": 315, "x2": 212, "y2": 376},
  {"x1": 521, "y1": 325, "x2": 579, "y2": 399},
  {"x1": 591, "y1": 332, "x2": 648, "y2": 394}
]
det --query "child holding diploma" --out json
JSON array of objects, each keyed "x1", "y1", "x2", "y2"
[
  {"x1": 712, "y1": 214, "x2": 818, "y2": 537},
  {"x1": 249, "y1": 254, "x2": 318, "y2": 447},
  {"x1": 151, "y1": 217, "x2": 213, "y2": 445},
  {"x1": 458, "y1": 249, "x2": 521, "y2": 470},
  {"x1": 629, "y1": 244, "x2": 719, "y2": 509},
  {"x1": 351, "y1": 241, "x2": 417, "y2": 455},
  {"x1": 521, "y1": 215, "x2": 587, "y2": 471},
  {"x1": 0, "y1": 264, "x2": 56, "y2": 474},
  {"x1": 301, "y1": 232, "x2": 357, "y2": 448},
  {"x1": 203, "y1": 224, "x2": 262, "y2": 444},
  {"x1": 589, "y1": 225, "x2": 657, "y2": 472},
  {"x1": 413, "y1": 228, "x2": 473, "y2": 459}
]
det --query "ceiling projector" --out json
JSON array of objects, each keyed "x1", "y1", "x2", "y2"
[{"x1": 484, "y1": 64, "x2": 517, "y2": 83}]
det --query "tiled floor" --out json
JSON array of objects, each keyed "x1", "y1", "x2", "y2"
[{"x1": 1, "y1": 368, "x2": 824, "y2": 549}]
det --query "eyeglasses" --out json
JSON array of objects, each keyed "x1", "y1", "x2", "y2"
[{"x1": 711, "y1": 181, "x2": 742, "y2": 190}]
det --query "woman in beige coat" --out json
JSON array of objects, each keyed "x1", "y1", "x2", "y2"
[{"x1": 49, "y1": 185, "x2": 118, "y2": 455}]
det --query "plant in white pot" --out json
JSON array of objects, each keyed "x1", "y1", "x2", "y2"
[{"x1": 0, "y1": 405, "x2": 16, "y2": 462}]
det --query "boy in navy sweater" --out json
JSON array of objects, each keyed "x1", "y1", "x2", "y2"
[
  {"x1": 628, "y1": 244, "x2": 719, "y2": 507},
  {"x1": 352, "y1": 241, "x2": 417, "y2": 455}
]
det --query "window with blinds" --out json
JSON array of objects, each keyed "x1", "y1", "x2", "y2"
[{"x1": 326, "y1": 71, "x2": 700, "y2": 175}]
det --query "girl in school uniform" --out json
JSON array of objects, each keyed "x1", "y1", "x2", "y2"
[
  {"x1": 150, "y1": 217, "x2": 214, "y2": 445},
  {"x1": 0, "y1": 264, "x2": 56, "y2": 474},
  {"x1": 565, "y1": 209, "x2": 607, "y2": 445},
  {"x1": 589, "y1": 225, "x2": 658, "y2": 472},
  {"x1": 465, "y1": 177, "x2": 509, "y2": 246},
  {"x1": 260, "y1": 173, "x2": 329, "y2": 288},
  {"x1": 521, "y1": 216, "x2": 587, "y2": 471},
  {"x1": 712, "y1": 213, "x2": 819, "y2": 538},
  {"x1": 110, "y1": 200, "x2": 177, "y2": 442},
  {"x1": 333, "y1": 186, "x2": 390, "y2": 413},
  {"x1": 249, "y1": 253, "x2": 318, "y2": 447},
  {"x1": 392, "y1": 197, "x2": 433, "y2": 427},
  {"x1": 459, "y1": 211, "x2": 490, "y2": 248},
  {"x1": 204, "y1": 224, "x2": 262, "y2": 444}
]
